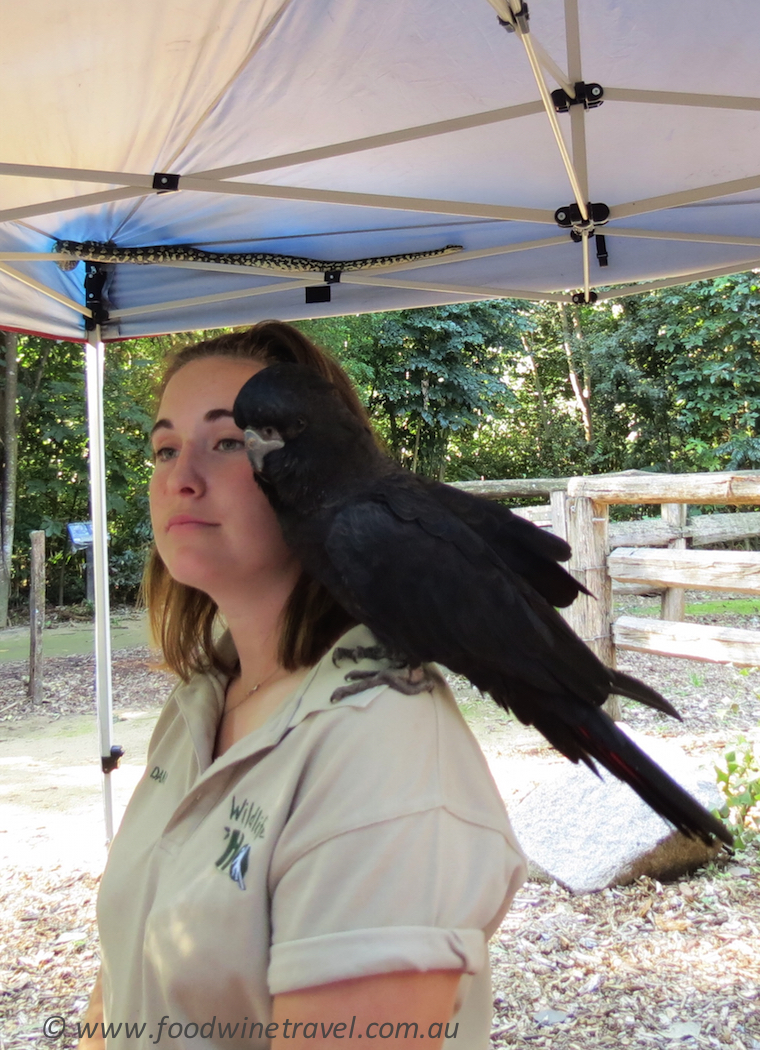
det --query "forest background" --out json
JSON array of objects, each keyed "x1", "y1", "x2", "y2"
[{"x1": 1, "y1": 271, "x2": 759, "y2": 624}]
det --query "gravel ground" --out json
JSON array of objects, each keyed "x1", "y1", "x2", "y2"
[{"x1": 0, "y1": 608, "x2": 758, "y2": 1049}]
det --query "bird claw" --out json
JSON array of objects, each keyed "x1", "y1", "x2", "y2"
[
  {"x1": 332, "y1": 644, "x2": 406, "y2": 669},
  {"x1": 330, "y1": 665, "x2": 436, "y2": 703}
]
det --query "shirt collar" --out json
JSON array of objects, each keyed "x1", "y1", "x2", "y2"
[{"x1": 172, "y1": 623, "x2": 399, "y2": 779}]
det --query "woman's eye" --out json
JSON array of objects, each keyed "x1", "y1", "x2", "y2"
[
  {"x1": 217, "y1": 437, "x2": 244, "y2": 452},
  {"x1": 152, "y1": 446, "x2": 177, "y2": 462}
]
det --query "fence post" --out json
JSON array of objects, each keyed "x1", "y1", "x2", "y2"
[
  {"x1": 563, "y1": 495, "x2": 620, "y2": 720},
  {"x1": 29, "y1": 530, "x2": 45, "y2": 703},
  {"x1": 550, "y1": 489, "x2": 569, "y2": 542},
  {"x1": 660, "y1": 503, "x2": 687, "y2": 622}
]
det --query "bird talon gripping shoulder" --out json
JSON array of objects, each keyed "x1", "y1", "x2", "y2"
[
  {"x1": 332, "y1": 643, "x2": 401, "y2": 667},
  {"x1": 330, "y1": 665, "x2": 437, "y2": 703}
]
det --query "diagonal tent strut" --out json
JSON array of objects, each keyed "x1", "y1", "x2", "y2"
[
  {"x1": 339, "y1": 271, "x2": 570, "y2": 303},
  {"x1": 0, "y1": 263, "x2": 92, "y2": 316},
  {"x1": 596, "y1": 257, "x2": 760, "y2": 300},
  {"x1": 485, "y1": 0, "x2": 600, "y2": 300},
  {"x1": 192, "y1": 101, "x2": 545, "y2": 181},
  {"x1": 489, "y1": 0, "x2": 589, "y2": 223},
  {"x1": 611, "y1": 174, "x2": 760, "y2": 220},
  {"x1": 604, "y1": 87, "x2": 760, "y2": 111},
  {"x1": 606, "y1": 229, "x2": 760, "y2": 248},
  {"x1": 0, "y1": 100, "x2": 545, "y2": 225},
  {"x1": 0, "y1": 188, "x2": 152, "y2": 226},
  {"x1": 108, "y1": 278, "x2": 324, "y2": 321}
]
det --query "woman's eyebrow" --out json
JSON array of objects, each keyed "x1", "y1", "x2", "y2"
[
  {"x1": 150, "y1": 408, "x2": 235, "y2": 439},
  {"x1": 150, "y1": 418, "x2": 171, "y2": 438}
]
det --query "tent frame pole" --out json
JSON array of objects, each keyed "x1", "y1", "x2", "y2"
[{"x1": 84, "y1": 326, "x2": 116, "y2": 846}]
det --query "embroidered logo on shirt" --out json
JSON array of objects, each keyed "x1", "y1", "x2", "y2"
[
  {"x1": 228, "y1": 794, "x2": 268, "y2": 839},
  {"x1": 214, "y1": 796, "x2": 268, "y2": 890},
  {"x1": 229, "y1": 844, "x2": 250, "y2": 890},
  {"x1": 215, "y1": 828, "x2": 250, "y2": 889}
]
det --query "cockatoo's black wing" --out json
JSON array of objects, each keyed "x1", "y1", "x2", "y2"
[
  {"x1": 312, "y1": 479, "x2": 730, "y2": 846},
  {"x1": 419, "y1": 477, "x2": 587, "y2": 608}
]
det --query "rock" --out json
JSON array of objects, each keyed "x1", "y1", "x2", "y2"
[
  {"x1": 509, "y1": 724, "x2": 724, "y2": 894},
  {"x1": 663, "y1": 1021, "x2": 701, "y2": 1040},
  {"x1": 726, "y1": 864, "x2": 752, "y2": 877},
  {"x1": 533, "y1": 1009, "x2": 570, "y2": 1026}
]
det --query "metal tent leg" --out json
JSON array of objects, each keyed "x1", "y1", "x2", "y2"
[{"x1": 84, "y1": 327, "x2": 118, "y2": 846}]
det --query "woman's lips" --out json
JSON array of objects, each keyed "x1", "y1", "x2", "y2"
[{"x1": 167, "y1": 515, "x2": 218, "y2": 530}]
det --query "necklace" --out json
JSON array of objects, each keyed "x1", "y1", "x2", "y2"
[{"x1": 225, "y1": 666, "x2": 282, "y2": 715}]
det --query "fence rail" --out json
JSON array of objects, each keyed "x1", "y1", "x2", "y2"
[{"x1": 450, "y1": 470, "x2": 760, "y2": 711}]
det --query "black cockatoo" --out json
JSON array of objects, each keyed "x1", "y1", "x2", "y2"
[{"x1": 233, "y1": 362, "x2": 731, "y2": 847}]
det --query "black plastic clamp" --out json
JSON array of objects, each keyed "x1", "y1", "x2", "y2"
[
  {"x1": 152, "y1": 172, "x2": 181, "y2": 193},
  {"x1": 102, "y1": 744, "x2": 125, "y2": 774},
  {"x1": 498, "y1": 2, "x2": 529, "y2": 34},
  {"x1": 551, "y1": 82, "x2": 604, "y2": 113},
  {"x1": 305, "y1": 286, "x2": 331, "y2": 305},
  {"x1": 555, "y1": 202, "x2": 610, "y2": 231},
  {"x1": 84, "y1": 262, "x2": 109, "y2": 332},
  {"x1": 572, "y1": 290, "x2": 598, "y2": 304},
  {"x1": 324, "y1": 271, "x2": 341, "y2": 284}
]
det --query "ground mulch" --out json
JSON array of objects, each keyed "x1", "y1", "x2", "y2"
[
  {"x1": 1, "y1": 868, "x2": 101, "y2": 1048},
  {"x1": 0, "y1": 647, "x2": 170, "y2": 723},
  {"x1": 0, "y1": 611, "x2": 758, "y2": 1049}
]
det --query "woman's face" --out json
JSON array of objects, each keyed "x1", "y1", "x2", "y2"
[{"x1": 149, "y1": 356, "x2": 299, "y2": 601}]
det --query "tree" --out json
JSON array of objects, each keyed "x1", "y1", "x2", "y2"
[
  {"x1": 298, "y1": 303, "x2": 522, "y2": 479},
  {"x1": 0, "y1": 331, "x2": 19, "y2": 626},
  {"x1": 5, "y1": 272, "x2": 760, "y2": 615}
]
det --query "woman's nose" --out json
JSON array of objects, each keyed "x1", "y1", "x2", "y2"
[{"x1": 167, "y1": 446, "x2": 206, "y2": 496}]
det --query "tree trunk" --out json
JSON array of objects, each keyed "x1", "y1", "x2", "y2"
[
  {"x1": 437, "y1": 427, "x2": 448, "y2": 481},
  {"x1": 0, "y1": 332, "x2": 19, "y2": 628},
  {"x1": 411, "y1": 422, "x2": 421, "y2": 473},
  {"x1": 520, "y1": 333, "x2": 550, "y2": 450},
  {"x1": 558, "y1": 304, "x2": 593, "y2": 444},
  {"x1": 29, "y1": 530, "x2": 45, "y2": 702}
]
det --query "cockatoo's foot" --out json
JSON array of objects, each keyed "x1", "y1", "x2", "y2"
[
  {"x1": 330, "y1": 664, "x2": 436, "y2": 702},
  {"x1": 332, "y1": 643, "x2": 406, "y2": 668}
]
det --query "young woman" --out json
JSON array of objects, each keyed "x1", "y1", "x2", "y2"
[{"x1": 81, "y1": 322, "x2": 526, "y2": 1050}]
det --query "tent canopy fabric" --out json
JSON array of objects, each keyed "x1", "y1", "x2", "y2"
[{"x1": 3, "y1": 0, "x2": 760, "y2": 342}]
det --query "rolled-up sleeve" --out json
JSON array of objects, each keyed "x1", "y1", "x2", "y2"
[{"x1": 267, "y1": 683, "x2": 526, "y2": 995}]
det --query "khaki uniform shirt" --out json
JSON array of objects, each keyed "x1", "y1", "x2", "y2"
[{"x1": 98, "y1": 624, "x2": 526, "y2": 1049}]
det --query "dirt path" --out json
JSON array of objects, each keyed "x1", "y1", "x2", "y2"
[
  {"x1": 0, "y1": 610, "x2": 759, "y2": 1049},
  {"x1": 0, "y1": 711, "x2": 157, "y2": 871}
]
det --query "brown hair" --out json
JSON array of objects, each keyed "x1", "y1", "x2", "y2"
[{"x1": 141, "y1": 321, "x2": 375, "y2": 682}]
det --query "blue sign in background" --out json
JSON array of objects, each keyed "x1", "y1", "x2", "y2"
[{"x1": 67, "y1": 522, "x2": 93, "y2": 549}]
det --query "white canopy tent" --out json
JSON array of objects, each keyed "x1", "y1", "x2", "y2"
[{"x1": 2, "y1": 0, "x2": 760, "y2": 839}]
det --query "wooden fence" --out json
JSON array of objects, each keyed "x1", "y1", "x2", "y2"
[{"x1": 452, "y1": 469, "x2": 760, "y2": 676}]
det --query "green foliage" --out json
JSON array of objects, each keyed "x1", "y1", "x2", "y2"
[
  {"x1": 11, "y1": 335, "x2": 166, "y2": 604},
  {"x1": 578, "y1": 274, "x2": 760, "y2": 472},
  {"x1": 299, "y1": 303, "x2": 523, "y2": 478},
  {"x1": 5, "y1": 270, "x2": 760, "y2": 609},
  {"x1": 300, "y1": 274, "x2": 760, "y2": 482},
  {"x1": 714, "y1": 734, "x2": 760, "y2": 850}
]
